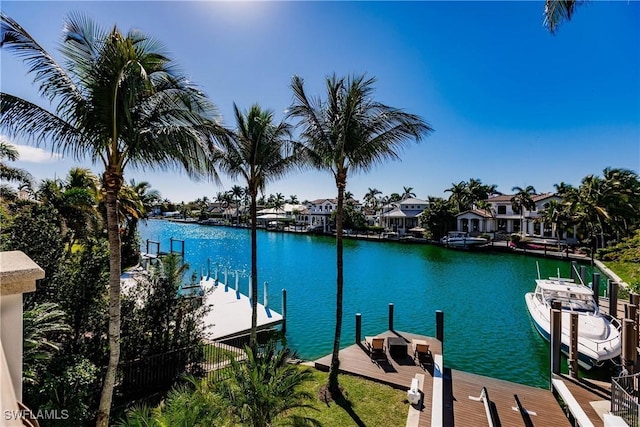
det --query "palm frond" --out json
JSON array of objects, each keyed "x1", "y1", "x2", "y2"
[
  {"x1": 1, "y1": 12, "x2": 85, "y2": 113},
  {"x1": 544, "y1": 0, "x2": 582, "y2": 34},
  {"x1": 0, "y1": 93, "x2": 86, "y2": 157}
]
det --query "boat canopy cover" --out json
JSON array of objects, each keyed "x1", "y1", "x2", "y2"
[{"x1": 535, "y1": 279, "x2": 593, "y2": 296}]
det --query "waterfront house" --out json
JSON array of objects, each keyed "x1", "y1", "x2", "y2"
[
  {"x1": 378, "y1": 197, "x2": 429, "y2": 236},
  {"x1": 454, "y1": 193, "x2": 577, "y2": 242},
  {"x1": 257, "y1": 203, "x2": 307, "y2": 228},
  {"x1": 297, "y1": 198, "x2": 362, "y2": 233}
]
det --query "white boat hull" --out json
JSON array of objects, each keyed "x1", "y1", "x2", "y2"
[{"x1": 525, "y1": 292, "x2": 621, "y2": 369}]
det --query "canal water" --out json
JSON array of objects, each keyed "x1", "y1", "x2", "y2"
[{"x1": 139, "y1": 220, "x2": 604, "y2": 388}]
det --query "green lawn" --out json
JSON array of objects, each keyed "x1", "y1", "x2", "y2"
[
  {"x1": 279, "y1": 368, "x2": 408, "y2": 426},
  {"x1": 607, "y1": 261, "x2": 640, "y2": 289}
]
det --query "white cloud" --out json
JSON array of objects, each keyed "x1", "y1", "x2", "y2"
[{"x1": 0, "y1": 135, "x2": 63, "y2": 163}]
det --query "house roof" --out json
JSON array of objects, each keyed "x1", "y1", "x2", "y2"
[
  {"x1": 398, "y1": 197, "x2": 428, "y2": 205},
  {"x1": 384, "y1": 207, "x2": 423, "y2": 218},
  {"x1": 456, "y1": 209, "x2": 493, "y2": 219},
  {"x1": 485, "y1": 192, "x2": 556, "y2": 203}
]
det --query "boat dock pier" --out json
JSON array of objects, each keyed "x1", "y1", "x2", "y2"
[
  {"x1": 314, "y1": 309, "x2": 611, "y2": 427},
  {"x1": 198, "y1": 273, "x2": 285, "y2": 341}
]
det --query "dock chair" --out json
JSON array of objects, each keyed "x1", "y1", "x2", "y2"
[
  {"x1": 412, "y1": 340, "x2": 432, "y2": 365},
  {"x1": 366, "y1": 336, "x2": 387, "y2": 362}
]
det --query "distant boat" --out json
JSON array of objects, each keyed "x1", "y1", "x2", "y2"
[
  {"x1": 306, "y1": 224, "x2": 324, "y2": 233},
  {"x1": 525, "y1": 263, "x2": 621, "y2": 370},
  {"x1": 440, "y1": 231, "x2": 487, "y2": 248},
  {"x1": 199, "y1": 218, "x2": 224, "y2": 226}
]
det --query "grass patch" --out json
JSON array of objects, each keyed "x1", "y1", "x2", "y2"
[
  {"x1": 279, "y1": 368, "x2": 408, "y2": 426},
  {"x1": 607, "y1": 261, "x2": 640, "y2": 288}
]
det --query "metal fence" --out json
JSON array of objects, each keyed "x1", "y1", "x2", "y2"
[
  {"x1": 611, "y1": 372, "x2": 640, "y2": 426},
  {"x1": 116, "y1": 334, "x2": 250, "y2": 402}
]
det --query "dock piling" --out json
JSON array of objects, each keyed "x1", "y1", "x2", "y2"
[
  {"x1": 388, "y1": 303, "x2": 394, "y2": 331},
  {"x1": 608, "y1": 280, "x2": 618, "y2": 318},
  {"x1": 570, "y1": 261, "x2": 577, "y2": 280},
  {"x1": 436, "y1": 310, "x2": 444, "y2": 350},
  {"x1": 264, "y1": 282, "x2": 268, "y2": 307},
  {"x1": 355, "y1": 313, "x2": 362, "y2": 344},
  {"x1": 281, "y1": 289, "x2": 287, "y2": 334},
  {"x1": 622, "y1": 318, "x2": 636, "y2": 374},
  {"x1": 569, "y1": 313, "x2": 579, "y2": 378},
  {"x1": 551, "y1": 306, "x2": 562, "y2": 375},
  {"x1": 579, "y1": 265, "x2": 586, "y2": 286},
  {"x1": 592, "y1": 273, "x2": 600, "y2": 305}
]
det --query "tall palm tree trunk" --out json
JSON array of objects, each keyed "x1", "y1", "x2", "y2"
[
  {"x1": 328, "y1": 176, "x2": 346, "y2": 395},
  {"x1": 250, "y1": 191, "x2": 258, "y2": 347},
  {"x1": 97, "y1": 170, "x2": 123, "y2": 427}
]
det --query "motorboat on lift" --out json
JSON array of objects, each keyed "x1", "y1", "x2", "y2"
[
  {"x1": 440, "y1": 231, "x2": 487, "y2": 248},
  {"x1": 524, "y1": 263, "x2": 621, "y2": 370}
]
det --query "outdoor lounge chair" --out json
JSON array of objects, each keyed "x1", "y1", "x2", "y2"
[
  {"x1": 412, "y1": 339, "x2": 432, "y2": 365},
  {"x1": 366, "y1": 336, "x2": 387, "y2": 362}
]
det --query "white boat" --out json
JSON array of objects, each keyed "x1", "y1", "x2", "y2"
[
  {"x1": 440, "y1": 231, "x2": 487, "y2": 247},
  {"x1": 524, "y1": 264, "x2": 621, "y2": 370}
]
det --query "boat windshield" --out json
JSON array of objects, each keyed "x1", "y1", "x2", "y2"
[{"x1": 543, "y1": 289, "x2": 597, "y2": 313}]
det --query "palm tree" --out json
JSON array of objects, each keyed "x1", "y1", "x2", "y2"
[
  {"x1": 0, "y1": 140, "x2": 33, "y2": 200},
  {"x1": 23, "y1": 302, "x2": 70, "y2": 385},
  {"x1": 130, "y1": 179, "x2": 161, "y2": 219},
  {"x1": 544, "y1": 0, "x2": 583, "y2": 34},
  {"x1": 344, "y1": 190, "x2": 354, "y2": 201},
  {"x1": 401, "y1": 186, "x2": 416, "y2": 200},
  {"x1": 231, "y1": 184, "x2": 244, "y2": 224},
  {"x1": 445, "y1": 181, "x2": 471, "y2": 213},
  {"x1": 215, "y1": 341, "x2": 318, "y2": 427},
  {"x1": 511, "y1": 185, "x2": 537, "y2": 235},
  {"x1": 288, "y1": 73, "x2": 432, "y2": 396},
  {"x1": 288, "y1": 194, "x2": 299, "y2": 204},
  {"x1": 216, "y1": 103, "x2": 294, "y2": 346},
  {"x1": 0, "y1": 13, "x2": 220, "y2": 426},
  {"x1": 117, "y1": 377, "x2": 223, "y2": 427},
  {"x1": 36, "y1": 173, "x2": 100, "y2": 252},
  {"x1": 421, "y1": 197, "x2": 456, "y2": 240},
  {"x1": 363, "y1": 187, "x2": 382, "y2": 210},
  {"x1": 540, "y1": 199, "x2": 570, "y2": 252}
]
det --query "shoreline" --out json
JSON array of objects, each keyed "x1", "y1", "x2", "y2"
[{"x1": 154, "y1": 218, "x2": 628, "y2": 288}]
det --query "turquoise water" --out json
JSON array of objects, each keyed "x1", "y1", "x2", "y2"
[{"x1": 139, "y1": 220, "x2": 604, "y2": 388}]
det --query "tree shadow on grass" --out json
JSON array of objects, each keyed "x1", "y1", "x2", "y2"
[
  {"x1": 334, "y1": 390, "x2": 366, "y2": 427},
  {"x1": 318, "y1": 385, "x2": 366, "y2": 427}
]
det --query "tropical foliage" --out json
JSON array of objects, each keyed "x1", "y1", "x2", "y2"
[
  {"x1": 558, "y1": 168, "x2": 639, "y2": 251},
  {"x1": 216, "y1": 341, "x2": 318, "y2": 427},
  {"x1": 288, "y1": 73, "x2": 431, "y2": 395},
  {"x1": 0, "y1": 140, "x2": 33, "y2": 201},
  {"x1": 118, "y1": 341, "x2": 318, "y2": 427},
  {"x1": 544, "y1": 0, "x2": 583, "y2": 34},
  {"x1": 1, "y1": 12, "x2": 221, "y2": 425}
]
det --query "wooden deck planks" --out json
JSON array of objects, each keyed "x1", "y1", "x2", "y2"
[
  {"x1": 451, "y1": 370, "x2": 571, "y2": 426},
  {"x1": 313, "y1": 330, "x2": 587, "y2": 427}
]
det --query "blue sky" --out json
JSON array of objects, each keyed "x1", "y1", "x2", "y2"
[{"x1": 2, "y1": 1, "x2": 639, "y2": 203}]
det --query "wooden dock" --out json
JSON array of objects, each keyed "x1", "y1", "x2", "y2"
[{"x1": 315, "y1": 330, "x2": 611, "y2": 426}]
